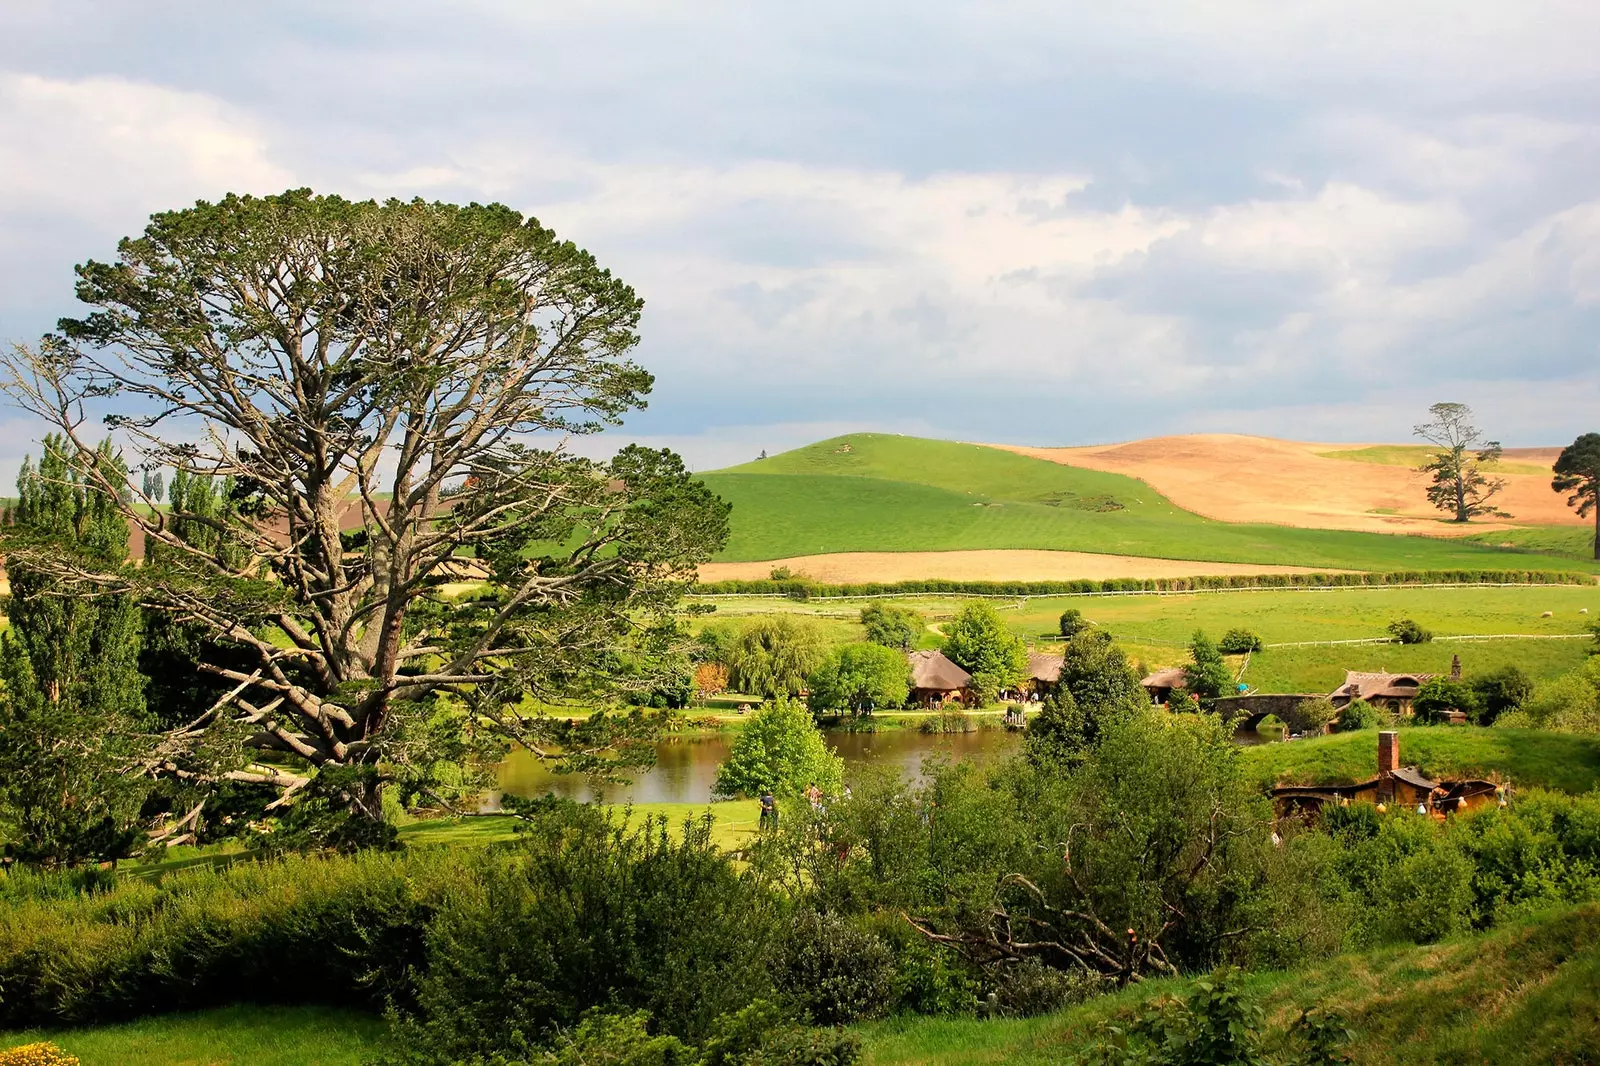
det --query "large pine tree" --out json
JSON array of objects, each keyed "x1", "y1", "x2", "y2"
[{"x1": 0, "y1": 436, "x2": 150, "y2": 865}]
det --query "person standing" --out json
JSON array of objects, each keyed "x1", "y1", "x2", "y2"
[{"x1": 759, "y1": 790, "x2": 777, "y2": 830}]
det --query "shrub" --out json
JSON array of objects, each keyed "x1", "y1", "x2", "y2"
[
  {"x1": 859, "y1": 604, "x2": 922, "y2": 651},
  {"x1": 1058, "y1": 609, "x2": 1088, "y2": 639},
  {"x1": 988, "y1": 957, "x2": 1102, "y2": 1018},
  {"x1": 0, "y1": 1044, "x2": 78, "y2": 1066},
  {"x1": 1469, "y1": 665, "x2": 1533, "y2": 725},
  {"x1": 1218, "y1": 628, "x2": 1263, "y2": 654},
  {"x1": 772, "y1": 911, "x2": 895, "y2": 1025},
  {"x1": 714, "y1": 698, "x2": 843, "y2": 799},
  {"x1": 1280, "y1": 696, "x2": 1337, "y2": 736},
  {"x1": 1335, "y1": 699, "x2": 1382, "y2": 731},
  {"x1": 1073, "y1": 969, "x2": 1271, "y2": 1066},
  {"x1": 1411, "y1": 678, "x2": 1480, "y2": 725},
  {"x1": 1388, "y1": 618, "x2": 1434, "y2": 644},
  {"x1": 699, "y1": 1000, "x2": 861, "y2": 1066}
]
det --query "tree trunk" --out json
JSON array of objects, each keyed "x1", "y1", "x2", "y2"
[{"x1": 1593, "y1": 503, "x2": 1599, "y2": 561}]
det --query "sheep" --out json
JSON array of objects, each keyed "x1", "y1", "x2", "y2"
[
  {"x1": 1542, "y1": 611, "x2": 1554, "y2": 618},
  {"x1": 1582, "y1": 608, "x2": 1591, "y2": 615}
]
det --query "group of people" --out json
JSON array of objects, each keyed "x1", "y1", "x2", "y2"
[{"x1": 756, "y1": 781, "x2": 852, "y2": 830}]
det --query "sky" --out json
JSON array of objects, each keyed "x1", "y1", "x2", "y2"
[{"x1": 1, "y1": 1, "x2": 1598, "y2": 483}]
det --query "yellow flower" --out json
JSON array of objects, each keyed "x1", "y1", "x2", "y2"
[{"x1": 0, "y1": 1041, "x2": 80, "y2": 1066}]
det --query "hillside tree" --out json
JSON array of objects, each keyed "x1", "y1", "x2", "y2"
[
  {"x1": 0, "y1": 190, "x2": 730, "y2": 827},
  {"x1": 1413, "y1": 402, "x2": 1508, "y2": 521},
  {"x1": 1552, "y1": 433, "x2": 1600, "y2": 560},
  {"x1": 0, "y1": 437, "x2": 150, "y2": 865}
]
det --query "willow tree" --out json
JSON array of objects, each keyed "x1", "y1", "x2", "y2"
[{"x1": 0, "y1": 190, "x2": 729, "y2": 825}]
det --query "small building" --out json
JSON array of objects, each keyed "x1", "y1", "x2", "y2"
[
  {"x1": 1022, "y1": 652, "x2": 1063, "y2": 700},
  {"x1": 1140, "y1": 666, "x2": 1188, "y2": 705},
  {"x1": 1270, "y1": 730, "x2": 1503, "y2": 821},
  {"x1": 908, "y1": 650, "x2": 972, "y2": 708},
  {"x1": 1328, "y1": 671, "x2": 1437, "y2": 715}
]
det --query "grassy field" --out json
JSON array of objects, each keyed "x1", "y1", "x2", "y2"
[
  {"x1": 699, "y1": 435, "x2": 1600, "y2": 570},
  {"x1": 1317, "y1": 444, "x2": 1552, "y2": 477},
  {"x1": 859, "y1": 902, "x2": 1600, "y2": 1066},
  {"x1": 1239, "y1": 726, "x2": 1600, "y2": 793},
  {"x1": 14, "y1": 905, "x2": 1597, "y2": 1066},
  {"x1": 696, "y1": 585, "x2": 1600, "y2": 691},
  {"x1": 0, "y1": 1005, "x2": 386, "y2": 1066}
]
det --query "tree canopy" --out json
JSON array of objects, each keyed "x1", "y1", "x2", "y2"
[
  {"x1": 1183, "y1": 630, "x2": 1234, "y2": 709},
  {"x1": 713, "y1": 698, "x2": 843, "y2": 798},
  {"x1": 1552, "y1": 432, "x2": 1600, "y2": 560},
  {"x1": 859, "y1": 604, "x2": 923, "y2": 651},
  {"x1": 807, "y1": 643, "x2": 909, "y2": 716},
  {"x1": 940, "y1": 602, "x2": 1027, "y2": 705},
  {"x1": 1413, "y1": 402, "x2": 1508, "y2": 522},
  {"x1": 724, "y1": 617, "x2": 830, "y2": 699},
  {"x1": 0, "y1": 190, "x2": 729, "y2": 827}
]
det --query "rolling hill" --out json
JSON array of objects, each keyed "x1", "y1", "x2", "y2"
[{"x1": 697, "y1": 434, "x2": 1598, "y2": 577}]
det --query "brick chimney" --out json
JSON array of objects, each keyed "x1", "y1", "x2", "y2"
[
  {"x1": 1378, "y1": 730, "x2": 1400, "y2": 777},
  {"x1": 1450, "y1": 655, "x2": 1462, "y2": 681}
]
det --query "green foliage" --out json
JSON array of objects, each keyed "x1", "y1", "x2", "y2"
[
  {"x1": 1057, "y1": 629, "x2": 1144, "y2": 710},
  {"x1": 806, "y1": 644, "x2": 908, "y2": 716},
  {"x1": 1218, "y1": 628, "x2": 1263, "y2": 654},
  {"x1": 1469, "y1": 665, "x2": 1534, "y2": 726},
  {"x1": 772, "y1": 911, "x2": 895, "y2": 1025},
  {"x1": 1551, "y1": 432, "x2": 1600, "y2": 560},
  {"x1": 713, "y1": 699, "x2": 843, "y2": 799},
  {"x1": 1183, "y1": 631, "x2": 1234, "y2": 707},
  {"x1": 1333, "y1": 699, "x2": 1382, "y2": 731},
  {"x1": 859, "y1": 604, "x2": 923, "y2": 651},
  {"x1": 0, "y1": 437, "x2": 149, "y2": 866},
  {"x1": 939, "y1": 602, "x2": 1027, "y2": 706},
  {"x1": 725, "y1": 618, "x2": 831, "y2": 698},
  {"x1": 1387, "y1": 618, "x2": 1433, "y2": 644},
  {"x1": 1058, "y1": 609, "x2": 1088, "y2": 639},
  {"x1": 1499, "y1": 658, "x2": 1600, "y2": 733},
  {"x1": 1073, "y1": 969, "x2": 1271, "y2": 1066},
  {"x1": 1411, "y1": 678, "x2": 1480, "y2": 724}
]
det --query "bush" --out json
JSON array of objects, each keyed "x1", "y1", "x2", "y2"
[
  {"x1": 1058, "y1": 609, "x2": 1088, "y2": 639},
  {"x1": 1335, "y1": 699, "x2": 1382, "y2": 731},
  {"x1": 1218, "y1": 628, "x2": 1263, "y2": 654},
  {"x1": 1470, "y1": 665, "x2": 1534, "y2": 726},
  {"x1": 0, "y1": 1044, "x2": 78, "y2": 1066},
  {"x1": 714, "y1": 698, "x2": 843, "y2": 799},
  {"x1": 1411, "y1": 678, "x2": 1480, "y2": 725},
  {"x1": 859, "y1": 604, "x2": 922, "y2": 651},
  {"x1": 772, "y1": 911, "x2": 895, "y2": 1025},
  {"x1": 988, "y1": 957, "x2": 1102, "y2": 1018},
  {"x1": 1388, "y1": 618, "x2": 1434, "y2": 644},
  {"x1": 1280, "y1": 696, "x2": 1337, "y2": 736}
]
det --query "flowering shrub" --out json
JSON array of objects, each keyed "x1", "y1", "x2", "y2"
[{"x1": 0, "y1": 1043, "x2": 79, "y2": 1066}]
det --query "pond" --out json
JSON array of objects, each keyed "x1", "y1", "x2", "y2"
[
  {"x1": 496, "y1": 720, "x2": 1285, "y2": 805},
  {"x1": 498, "y1": 726, "x2": 1021, "y2": 805}
]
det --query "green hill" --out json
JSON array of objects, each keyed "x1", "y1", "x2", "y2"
[{"x1": 700, "y1": 434, "x2": 1599, "y2": 573}]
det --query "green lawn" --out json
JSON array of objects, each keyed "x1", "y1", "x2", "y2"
[
  {"x1": 859, "y1": 902, "x2": 1600, "y2": 1066},
  {"x1": 0, "y1": 1005, "x2": 386, "y2": 1066},
  {"x1": 1317, "y1": 444, "x2": 1551, "y2": 477},
  {"x1": 699, "y1": 435, "x2": 1600, "y2": 571},
  {"x1": 399, "y1": 800, "x2": 765, "y2": 853},
  {"x1": 1239, "y1": 726, "x2": 1600, "y2": 793}
]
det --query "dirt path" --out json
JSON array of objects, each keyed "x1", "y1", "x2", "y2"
[
  {"x1": 699, "y1": 549, "x2": 1352, "y2": 584},
  {"x1": 985, "y1": 435, "x2": 1580, "y2": 535}
]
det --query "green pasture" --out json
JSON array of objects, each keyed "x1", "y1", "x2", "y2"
[
  {"x1": 1317, "y1": 444, "x2": 1551, "y2": 477},
  {"x1": 1240, "y1": 727, "x2": 1600, "y2": 793},
  {"x1": 698, "y1": 435, "x2": 1599, "y2": 570},
  {"x1": 1464, "y1": 523, "x2": 1598, "y2": 558}
]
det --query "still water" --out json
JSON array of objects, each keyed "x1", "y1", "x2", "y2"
[
  {"x1": 497, "y1": 722, "x2": 1282, "y2": 805},
  {"x1": 498, "y1": 727, "x2": 1020, "y2": 805}
]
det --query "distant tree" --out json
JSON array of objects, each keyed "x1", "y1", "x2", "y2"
[
  {"x1": 807, "y1": 643, "x2": 909, "y2": 716},
  {"x1": 1469, "y1": 665, "x2": 1533, "y2": 726},
  {"x1": 859, "y1": 603, "x2": 923, "y2": 651},
  {"x1": 1183, "y1": 630, "x2": 1234, "y2": 708},
  {"x1": 1412, "y1": 678, "x2": 1480, "y2": 725},
  {"x1": 1414, "y1": 402, "x2": 1508, "y2": 521},
  {"x1": 0, "y1": 437, "x2": 149, "y2": 866},
  {"x1": 693, "y1": 623, "x2": 738, "y2": 665},
  {"x1": 1166, "y1": 687, "x2": 1202, "y2": 715},
  {"x1": 1552, "y1": 433, "x2": 1600, "y2": 560},
  {"x1": 758, "y1": 449, "x2": 768, "y2": 460},
  {"x1": 1057, "y1": 629, "x2": 1144, "y2": 709},
  {"x1": 1388, "y1": 618, "x2": 1434, "y2": 644},
  {"x1": 1280, "y1": 695, "x2": 1337, "y2": 736},
  {"x1": 1218, "y1": 628, "x2": 1263, "y2": 654},
  {"x1": 693, "y1": 662, "x2": 730, "y2": 700},
  {"x1": 713, "y1": 698, "x2": 842, "y2": 798},
  {"x1": 1057, "y1": 609, "x2": 1088, "y2": 640},
  {"x1": 940, "y1": 602, "x2": 1028, "y2": 706},
  {"x1": 724, "y1": 617, "x2": 830, "y2": 698}
]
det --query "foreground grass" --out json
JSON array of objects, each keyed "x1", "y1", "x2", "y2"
[
  {"x1": 0, "y1": 1004, "x2": 386, "y2": 1066},
  {"x1": 859, "y1": 902, "x2": 1600, "y2": 1066},
  {"x1": 1240, "y1": 726, "x2": 1600, "y2": 793},
  {"x1": 700, "y1": 434, "x2": 1600, "y2": 570}
]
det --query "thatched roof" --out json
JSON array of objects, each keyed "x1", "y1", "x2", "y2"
[
  {"x1": 1028, "y1": 652, "x2": 1063, "y2": 683},
  {"x1": 1334, "y1": 671, "x2": 1436, "y2": 701},
  {"x1": 1140, "y1": 666, "x2": 1188, "y2": 690},
  {"x1": 908, "y1": 650, "x2": 971, "y2": 692}
]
